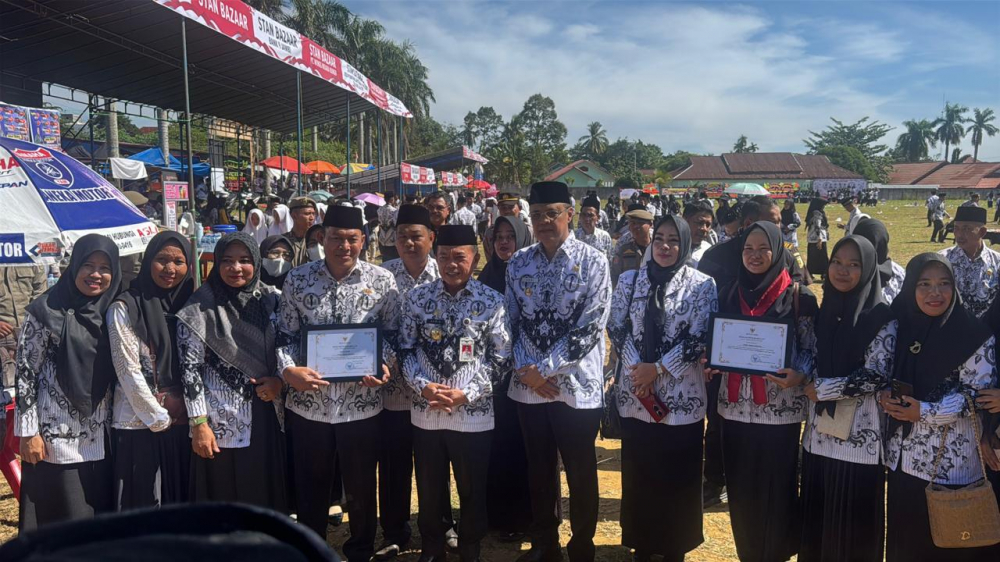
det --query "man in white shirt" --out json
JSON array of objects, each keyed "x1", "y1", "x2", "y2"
[
  {"x1": 931, "y1": 193, "x2": 951, "y2": 243},
  {"x1": 378, "y1": 192, "x2": 400, "y2": 262},
  {"x1": 838, "y1": 195, "x2": 870, "y2": 237},
  {"x1": 574, "y1": 196, "x2": 613, "y2": 262},
  {"x1": 505, "y1": 181, "x2": 611, "y2": 562},
  {"x1": 961, "y1": 193, "x2": 981, "y2": 208},
  {"x1": 453, "y1": 195, "x2": 479, "y2": 235},
  {"x1": 926, "y1": 190, "x2": 940, "y2": 227}
]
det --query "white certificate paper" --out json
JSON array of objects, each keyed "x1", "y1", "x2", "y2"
[
  {"x1": 304, "y1": 324, "x2": 380, "y2": 381},
  {"x1": 707, "y1": 314, "x2": 792, "y2": 375}
]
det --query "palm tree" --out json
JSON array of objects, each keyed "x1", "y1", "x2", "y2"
[
  {"x1": 578, "y1": 121, "x2": 608, "y2": 159},
  {"x1": 894, "y1": 119, "x2": 938, "y2": 162},
  {"x1": 969, "y1": 108, "x2": 998, "y2": 162},
  {"x1": 933, "y1": 102, "x2": 970, "y2": 161}
]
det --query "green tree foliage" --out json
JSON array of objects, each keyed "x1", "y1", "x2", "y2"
[
  {"x1": 462, "y1": 107, "x2": 505, "y2": 153},
  {"x1": 893, "y1": 119, "x2": 938, "y2": 162},
  {"x1": 805, "y1": 117, "x2": 893, "y2": 182},
  {"x1": 933, "y1": 102, "x2": 969, "y2": 163},
  {"x1": 815, "y1": 145, "x2": 878, "y2": 180},
  {"x1": 578, "y1": 121, "x2": 609, "y2": 159},
  {"x1": 969, "y1": 107, "x2": 998, "y2": 162},
  {"x1": 732, "y1": 135, "x2": 758, "y2": 153}
]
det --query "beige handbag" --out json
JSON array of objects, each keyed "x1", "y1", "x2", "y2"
[{"x1": 924, "y1": 395, "x2": 1000, "y2": 548}]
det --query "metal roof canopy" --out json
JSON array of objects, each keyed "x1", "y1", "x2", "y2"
[
  {"x1": 408, "y1": 146, "x2": 482, "y2": 173},
  {"x1": 0, "y1": 0, "x2": 379, "y2": 133}
]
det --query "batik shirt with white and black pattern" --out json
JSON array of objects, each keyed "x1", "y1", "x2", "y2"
[
  {"x1": 804, "y1": 320, "x2": 894, "y2": 466},
  {"x1": 14, "y1": 312, "x2": 110, "y2": 464},
  {"x1": 399, "y1": 279, "x2": 510, "y2": 432},
  {"x1": 939, "y1": 243, "x2": 1000, "y2": 317},
  {"x1": 574, "y1": 227, "x2": 613, "y2": 263},
  {"x1": 276, "y1": 259, "x2": 399, "y2": 424},
  {"x1": 505, "y1": 234, "x2": 612, "y2": 409},
  {"x1": 884, "y1": 335, "x2": 996, "y2": 485},
  {"x1": 882, "y1": 260, "x2": 906, "y2": 303},
  {"x1": 380, "y1": 257, "x2": 440, "y2": 411},
  {"x1": 377, "y1": 203, "x2": 398, "y2": 247},
  {"x1": 607, "y1": 265, "x2": 717, "y2": 425}
]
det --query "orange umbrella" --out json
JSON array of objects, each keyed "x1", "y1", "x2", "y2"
[
  {"x1": 260, "y1": 155, "x2": 313, "y2": 174},
  {"x1": 306, "y1": 160, "x2": 341, "y2": 174}
]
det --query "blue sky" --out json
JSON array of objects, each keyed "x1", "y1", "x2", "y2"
[{"x1": 357, "y1": 0, "x2": 1000, "y2": 161}]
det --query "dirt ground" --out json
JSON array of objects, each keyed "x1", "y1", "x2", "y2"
[{"x1": 0, "y1": 436, "x2": 739, "y2": 561}]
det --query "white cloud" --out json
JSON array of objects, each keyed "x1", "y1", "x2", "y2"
[{"x1": 357, "y1": 0, "x2": 1000, "y2": 161}]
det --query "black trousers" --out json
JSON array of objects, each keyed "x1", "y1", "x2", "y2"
[
  {"x1": 703, "y1": 375, "x2": 725, "y2": 489},
  {"x1": 932, "y1": 219, "x2": 946, "y2": 242},
  {"x1": 518, "y1": 401, "x2": 602, "y2": 562},
  {"x1": 928, "y1": 208, "x2": 934, "y2": 226},
  {"x1": 287, "y1": 411, "x2": 380, "y2": 562},
  {"x1": 380, "y1": 245, "x2": 399, "y2": 262},
  {"x1": 378, "y1": 409, "x2": 413, "y2": 545},
  {"x1": 413, "y1": 428, "x2": 492, "y2": 561}
]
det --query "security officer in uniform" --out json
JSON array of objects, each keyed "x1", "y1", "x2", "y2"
[{"x1": 610, "y1": 203, "x2": 653, "y2": 287}]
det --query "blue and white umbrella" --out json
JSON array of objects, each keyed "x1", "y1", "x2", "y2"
[{"x1": 0, "y1": 137, "x2": 156, "y2": 267}]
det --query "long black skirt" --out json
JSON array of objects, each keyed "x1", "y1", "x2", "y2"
[
  {"x1": 722, "y1": 419, "x2": 800, "y2": 562},
  {"x1": 190, "y1": 397, "x2": 289, "y2": 513},
  {"x1": 886, "y1": 467, "x2": 997, "y2": 561},
  {"x1": 486, "y1": 380, "x2": 533, "y2": 533},
  {"x1": 799, "y1": 451, "x2": 884, "y2": 562},
  {"x1": 19, "y1": 457, "x2": 113, "y2": 531},
  {"x1": 620, "y1": 416, "x2": 704, "y2": 557},
  {"x1": 807, "y1": 242, "x2": 828, "y2": 276},
  {"x1": 113, "y1": 425, "x2": 191, "y2": 511}
]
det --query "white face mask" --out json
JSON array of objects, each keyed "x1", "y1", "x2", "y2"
[
  {"x1": 262, "y1": 258, "x2": 291, "y2": 277},
  {"x1": 307, "y1": 245, "x2": 325, "y2": 261}
]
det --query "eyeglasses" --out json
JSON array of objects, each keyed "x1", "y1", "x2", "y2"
[
  {"x1": 266, "y1": 249, "x2": 292, "y2": 260},
  {"x1": 529, "y1": 207, "x2": 569, "y2": 223}
]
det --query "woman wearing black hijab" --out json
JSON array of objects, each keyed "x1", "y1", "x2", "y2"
[
  {"x1": 878, "y1": 254, "x2": 996, "y2": 561},
  {"x1": 852, "y1": 217, "x2": 906, "y2": 302},
  {"x1": 805, "y1": 198, "x2": 830, "y2": 279},
  {"x1": 608, "y1": 215, "x2": 718, "y2": 562},
  {"x1": 177, "y1": 232, "x2": 288, "y2": 511},
  {"x1": 259, "y1": 234, "x2": 293, "y2": 290},
  {"x1": 799, "y1": 236, "x2": 893, "y2": 561},
  {"x1": 478, "y1": 215, "x2": 537, "y2": 535},
  {"x1": 15, "y1": 234, "x2": 122, "y2": 530},
  {"x1": 706, "y1": 221, "x2": 818, "y2": 562},
  {"x1": 108, "y1": 231, "x2": 195, "y2": 511}
]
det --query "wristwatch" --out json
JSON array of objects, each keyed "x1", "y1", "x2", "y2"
[
  {"x1": 654, "y1": 361, "x2": 666, "y2": 377},
  {"x1": 190, "y1": 415, "x2": 208, "y2": 426}
]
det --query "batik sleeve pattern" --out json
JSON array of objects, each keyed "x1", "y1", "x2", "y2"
[
  {"x1": 178, "y1": 323, "x2": 208, "y2": 419},
  {"x1": 814, "y1": 321, "x2": 895, "y2": 401},
  {"x1": 14, "y1": 312, "x2": 45, "y2": 437},
  {"x1": 107, "y1": 302, "x2": 171, "y2": 431}
]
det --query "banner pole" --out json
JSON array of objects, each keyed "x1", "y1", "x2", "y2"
[
  {"x1": 181, "y1": 18, "x2": 201, "y2": 286},
  {"x1": 346, "y1": 96, "x2": 351, "y2": 198},
  {"x1": 296, "y1": 71, "x2": 304, "y2": 196}
]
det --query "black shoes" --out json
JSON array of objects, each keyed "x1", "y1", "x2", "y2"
[{"x1": 373, "y1": 542, "x2": 407, "y2": 561}]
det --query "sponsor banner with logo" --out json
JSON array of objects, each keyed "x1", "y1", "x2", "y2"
[
  {"x1": 0, "y1": 103, "x2": 62, "y2": 148},
  {"x1": 438, "y1": 171, "x2": 467, "y2": 187},
  {"x1": 0, "y1": 137, "x2": 155, "y2": 266},
  {"x1": 154, "y1": 0, "x2": 412, "y2": 118},
  {"x1": 400, "y1": 163, "x2": 435, "y2": 185},
  {"x1": 812, "y1": 179, "x2": 867, "y2": 199}
]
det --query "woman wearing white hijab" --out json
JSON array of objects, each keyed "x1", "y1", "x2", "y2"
[
  {"x1": 268, "y1": 204, "x2": 293, "y2": 236},
  {"x1": 243, "y1": 209, "x2": 269, "y2": 245}
]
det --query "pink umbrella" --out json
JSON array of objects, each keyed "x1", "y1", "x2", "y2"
[
  {"x1": 353, "y1": 192, "x2": 386, "y2": 206},
  {"x1": 485, "y1": 186, "x2": 498, "y2": 197}
]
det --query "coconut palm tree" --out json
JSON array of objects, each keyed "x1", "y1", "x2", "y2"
[
  {"x1": 578, "y1": 121, "x2": 608, "y2": 159},
  {"x1": 969, "y1": 107, "x2": 998, "y2": 162},
  {"x1": 933, "y1": 102, "x2": 970, "y2": 161},
  {"x1": 894, "y1": 119, "x2": 938, "y2": 162}
]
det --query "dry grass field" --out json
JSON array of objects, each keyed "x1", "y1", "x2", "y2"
[{"x1": 0, "y1": 199, "x2": 965, "y2": 559}]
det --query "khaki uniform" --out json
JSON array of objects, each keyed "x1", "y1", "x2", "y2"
[
  {"x1": 611, "y1": 238, "x2": 645, "y2": 287},
  {"x1": 1, "y1": 266, "x2": 45, "y2": 387}
]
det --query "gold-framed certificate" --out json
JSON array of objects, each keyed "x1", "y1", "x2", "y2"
[
  {"x1": 302, "y1": 323, "x2": 382, "y2": 382},
  {"x1": 706, "y1": 313, "x2": 794, "y2": 376}
]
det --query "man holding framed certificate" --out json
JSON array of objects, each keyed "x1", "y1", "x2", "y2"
[
  {"x1": 275, "y1": 205, "x2": 399, "y2": 561},
  {"x1": 398, "y1": 225, "x2": 511, "y2": 562}
]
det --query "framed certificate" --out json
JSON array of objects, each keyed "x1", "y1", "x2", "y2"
[
  {"x1": 302, "y1": 323, "x2": 382, "y2": 382},
  {"x1": 706, "y1": 313, "x2": 794, "y2": 376}
]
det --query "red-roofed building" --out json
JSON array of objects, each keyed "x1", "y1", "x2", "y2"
[
  {"x1": 886, "y1": 159, "x2": 1000, "y2": 190},
  {"x1": 543, "y1": 159, "x2": 615, "y2": 189},
  {"x1": 667, "y1": 153, "x2": 862, "y2": 195}
]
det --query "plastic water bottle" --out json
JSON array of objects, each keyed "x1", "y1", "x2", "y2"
[{"x1": 46, "y1": 273, "x2": 57, "y2": 288}]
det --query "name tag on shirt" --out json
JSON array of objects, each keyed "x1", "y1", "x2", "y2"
[{"x1": 459, "y1": 338, "x2": 475, "y2": 362}]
